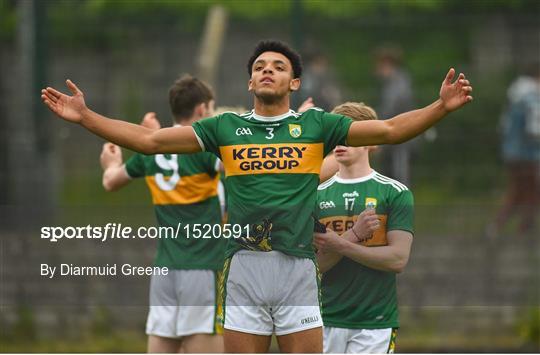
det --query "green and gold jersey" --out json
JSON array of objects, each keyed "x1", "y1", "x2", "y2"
[
  {"x1": 125, "y1": 150, "x2": 225, "y2": 270},
  {"x1": 316, "y1": 171, "x2": 414, "y2": 329},
  {"x1": 192, "y1": 108, "x2": 353, "y2": 259}
]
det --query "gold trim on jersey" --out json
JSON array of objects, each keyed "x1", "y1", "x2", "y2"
[
  {"x1": 145, "y1": 173, "x2": 219, "y2": 205},
  {"x1": 219, "y1": 143, "x2": 323, "y2": 177},
  {"x1": 214, "y1": 270, "x2": 224, "y2": 335},
  {"x1": 319, "y1": 215, "x2": 388, "y2": 246}
]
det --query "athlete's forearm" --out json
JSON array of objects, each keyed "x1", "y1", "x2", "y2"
[
  {"x1": 102, "y1": 165, "x2": 130, "y2": 192},
  {"x1": 385, "y1": 99, "x2": 448, "y2": 144},
  {"x1": 336, "y1": 240, "x2": 408, "y2": 273},
  {"x1": 316, "y1": 250, "x2": 343, "y2": 273},
  {"x1": 341, "y1": 229, "x2": 360, "y2": 243},
  {"x1": 80, "y1": 109, "x2": 201, "y2": 154},
  {"x1": 347, "y1": 99, "x2": 448, "y2": 146},
  {"x1": 80, "y1": 108, "x2": 158, "y2": 153}
]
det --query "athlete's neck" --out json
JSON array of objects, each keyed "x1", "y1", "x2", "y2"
[
  {"x1": 338, "y1": 153, "x2": 372, "y2": 179},
  {"x1": 253, "y1": 96, "x2": 291, "y2": 117}
]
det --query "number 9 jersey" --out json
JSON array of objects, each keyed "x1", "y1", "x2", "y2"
[{"x1": 125, "y1": 150, "x2": 225, "y2": 270}]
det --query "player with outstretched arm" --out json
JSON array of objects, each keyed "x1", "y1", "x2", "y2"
[{"x1": 42, "y1": 40, "x2": 472, "y2": 353}]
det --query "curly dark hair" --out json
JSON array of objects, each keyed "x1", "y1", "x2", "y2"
[{"x1": 247, "y1": 40, "x2": 303, "y2": 79}]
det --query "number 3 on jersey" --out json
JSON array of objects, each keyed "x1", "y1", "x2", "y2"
[
  {"x1": 155, "y1": 154, "x2": 180, "y2": 191},
  {"x1": 265, "y1": 127, "x2": 274, "y2": 139}
]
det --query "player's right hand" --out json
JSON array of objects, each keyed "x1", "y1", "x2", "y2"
[
  {"x1": 41, "y1": 79, "x2": 87, "y2": 124},
  {"x1": 100, "y1": 142, "x2": 123, "y2": 170},
  {"x1": 351, "y1": 208, "x2": 380, "y2": 242},
  {"x1": 313, "y1": 229, "x2": 343, "y2": 253},
  {"x1": 140, "y1": 112, "x2": 161, "y2": 130}
]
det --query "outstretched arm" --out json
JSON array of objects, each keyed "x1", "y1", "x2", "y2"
[
  {"x1": 347, "y1": 68, "x2": 473, "y2": 146},
  {"x1": 41, "y1": 80, "x2": 202, "y2": 154}
]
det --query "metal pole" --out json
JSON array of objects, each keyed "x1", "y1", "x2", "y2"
[{"x1": 290, "y1": 0, "x2": 304, "y2": 110}]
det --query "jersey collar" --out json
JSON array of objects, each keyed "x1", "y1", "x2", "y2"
[
  {"x1": 249, "y1": 109, "x2": 296, "y2": 122},
  {"x1": 334, "y1": 170, "x2": 376, "y2": 184}
]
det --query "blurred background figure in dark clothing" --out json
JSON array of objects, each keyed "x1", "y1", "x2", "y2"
[
  {"x1": 299, "y1": 51, "x2": 342, "y2": 112},
  {"x1": 374, "y1": 45, "x2": 416, "y2": 186}
]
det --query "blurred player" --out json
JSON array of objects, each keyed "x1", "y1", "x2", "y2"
[
  {"x1": 486, "y1": 64, "x2": 540, "y2": 237},
  {"x1": 314, "y1": 102, "x2": 413, "y2": 353},
  {"x1": 42, "y1": 39, "x2": 472, "y2": 353},
  {"x1": 99, "y1": 75, "x2": 225, "y2": 353}
]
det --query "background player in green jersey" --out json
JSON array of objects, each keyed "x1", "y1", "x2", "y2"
[
  {"x1": 99, "y1": 75, "x2": 225, "y2": 353},
  {"x1": 315, "y1": 102, "x2": 414, "y2": 353},
  {"x1": 42, "y1": 39, "x2": 472, "y2": 353}
]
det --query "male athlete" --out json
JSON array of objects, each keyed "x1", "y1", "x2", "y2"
[
  {"x1": 41, "y1": 40, "x2": 472, "y2": 353},
  {"x1": 314, "y1": 102, "x2": 413, "y2": 353},
  {"x1": 99, "y1": 75, "x2": 225, "y2": 353}
]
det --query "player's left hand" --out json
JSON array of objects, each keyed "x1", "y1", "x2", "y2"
[
  {"x1": 100, "y1": 142, "x2": 123, "y2": 170},
  {"x1": 439, "y1": 68, "x2": 473, "y2": 112},
  {"x1": 351, "y1": 208, "x2": 380, "y2": 242},
  {"x1": 314, "y1": 230, "x2": 344, "y2": 253}
]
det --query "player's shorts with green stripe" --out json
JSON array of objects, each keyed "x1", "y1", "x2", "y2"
[
  {"x1": 219, "y1": 250, "x2": 322, "y2": 335},
  {"x1": 323, "y1": 327, "x2": 398, "y2": 353}
]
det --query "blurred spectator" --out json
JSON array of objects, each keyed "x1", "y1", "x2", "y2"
[
  {"x1": 374, "y1": 45, "x2": 416, "y2": 186},
  {"x1": 299, "y1": 51, "x2": 342, "y2": 111},
  {"x1": 487, "y1": 63, "x2": 540, "y2": 236}
]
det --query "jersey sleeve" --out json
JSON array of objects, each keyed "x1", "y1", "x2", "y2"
[
  {"x1": 386, "y1": 189, "x2": 414, "y2": 235},
  {"x1": 321, "y1": 112, "x2": 353, "y2": 156},
  {"x1": 192, "y1": 115, "x2": 220, "y2": 157},
  {"x1": 125, "y1": 153, "x2": 145, "y2": 178}
]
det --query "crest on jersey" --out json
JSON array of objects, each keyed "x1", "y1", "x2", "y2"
[
  {"x1": 236, "y1": 218, "x2": 273, "y2": 252},
  {"x1": 365, "y1": 197, "x2": 378, "y2": 209},
  {"x1": 288, "y1": 124, "x2": 302, "y2": 138}
]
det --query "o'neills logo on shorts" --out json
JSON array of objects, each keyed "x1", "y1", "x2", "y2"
[
  {"x1": 220, "y1": 143, "x2": 323, "y2": 176},
  {"x1": 300, "y1": 315, "x2": 319, "y2": 325}
]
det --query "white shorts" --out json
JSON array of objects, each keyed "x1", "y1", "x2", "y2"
[
  {"x1": 222, "y1": 250, "x2": 322, "y2": 336},
  {"x1": 146, "y1": 269, "x2": 221, "y2": 338},
  {"x1": 323, "y1": 326, "x2": 397, "y2": 354}
]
